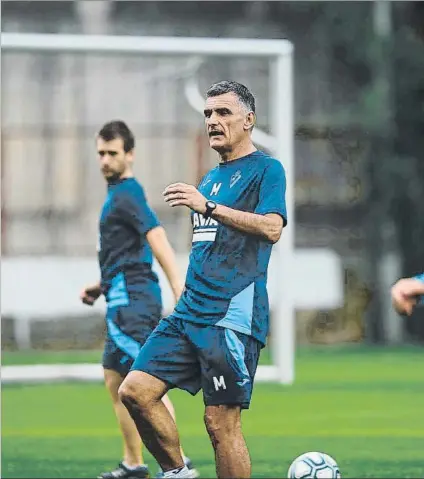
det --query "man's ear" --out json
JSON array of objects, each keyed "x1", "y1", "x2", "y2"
[
  {"x1": 244, "y1": 112, "x2": 256, "y2": 131},
  {"x1": 126, "y1": 149, "x2": 134, "y2": 163}
]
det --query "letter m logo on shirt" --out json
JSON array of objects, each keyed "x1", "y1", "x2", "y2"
[
  {"x1": 210, "y1": 183, "x2": 222, "y2": 196},
  {"x1": 213, "y1": 375, "x2": 226, "y2": 391}
]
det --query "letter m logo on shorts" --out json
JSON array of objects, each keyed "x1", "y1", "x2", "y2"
[{"x1": 213, "y1": 375, "x2": 226, "y2": 391}]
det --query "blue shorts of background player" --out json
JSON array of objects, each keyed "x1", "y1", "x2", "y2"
[
  {"x1": 132, "y1": 316, "x2": 262, "y2": 409},
  {"x1": 103, "y1": 303, "x2": 161, "y2": 377}
]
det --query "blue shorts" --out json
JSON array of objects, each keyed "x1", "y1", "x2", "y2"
[
  {"x1": 131, "y1": 316, "x2": 262, "y2": 409},
  {"x1": 102, "y1": 304, "x2": 161, "y2": 377}
]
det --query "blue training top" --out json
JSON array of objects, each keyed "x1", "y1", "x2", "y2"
[
  {"x1": 173, "y1": 150, "x2": 287, "y2": 346},
  {"x1": 98, "y1": 177, "x2": 162, "y2": 312}
]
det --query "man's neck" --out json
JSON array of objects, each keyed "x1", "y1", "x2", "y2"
[
  {"x1": 219, "y1": 143, "x2": 257, "y2": 164},
  {"x1": 106, "y1": 171, "x2": 134, "y2": 185},
  {"x1": 120, "y1": 172, "x2": 134, "y2": 180}
]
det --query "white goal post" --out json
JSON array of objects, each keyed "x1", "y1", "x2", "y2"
[{"x1": 1, "y1": 33, "x2": 295, "y2": 384}]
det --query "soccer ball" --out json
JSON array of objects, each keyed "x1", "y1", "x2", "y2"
[{"x1": 288, "y1": 452, "x2": 341, "y2": 478}]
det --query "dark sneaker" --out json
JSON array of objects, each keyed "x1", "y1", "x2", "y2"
[{"x1": 98, "y1": 462, "x2": 150, "y2": 479}]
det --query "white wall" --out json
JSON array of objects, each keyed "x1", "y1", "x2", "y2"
[{"x1": 2, "y1": 249, "x2": 343, "y2": 319}]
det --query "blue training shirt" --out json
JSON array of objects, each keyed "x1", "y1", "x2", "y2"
[
  {"x1": 173, "y1": 150, "x2": 287, "y2": 346},
  {"x1": 414, "y1": 273, "x2": 424, "y2": 305},
  {"x1": 98, "y1": 177, "x2": 162, "y2": 312},
  {"x1": 414, "y1": 273, "x2": 424, "y2": 282}
]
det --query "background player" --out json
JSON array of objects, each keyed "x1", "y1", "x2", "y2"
[
  {"x1": 118, "y1": 81, "x2": 288, "y2": 479},
  {"x1": 80, "y1": 121, "x2": 198, "y2": 479},
  {"x1": 391, "y1": 273, "x2": 424, "y2": 316}
]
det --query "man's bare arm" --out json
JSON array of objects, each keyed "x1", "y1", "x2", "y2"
[
  {"x1": 391, "y1": 276, "x2": 424, "y2": 316},
  {"x1": 212, "y1": 205, "x2": 284, "y2": 243},
  {"x1": 163, "y1": 182, "x2": 285, "y2": 243},
  {"x1": 146, "y1": 226, "x2": 184, "y2": 302}
]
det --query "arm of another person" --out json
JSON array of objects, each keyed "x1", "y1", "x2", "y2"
[
  {"x1": 147, "y1": 226, "x2": 184, "y2": 302},
  {"x1": 391, "y1": 273, "x2": 424, "y2": 316}
]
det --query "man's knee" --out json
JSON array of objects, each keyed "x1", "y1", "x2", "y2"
[
  {"x1": 204, "y1": 405, "x2": 242, "y2": 442},
  {"x1": 118, "y1": 377, "x2": 138, "y2": 408},
  {"x1": 118, "y1": 370, "x2": 168, "y2": 409}
]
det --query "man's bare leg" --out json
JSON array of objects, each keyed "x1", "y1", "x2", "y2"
[
  {"x1": 104, "y1": 368, "x2": 144, "y2": 467},
  {"x1": 119, "y1": 370, "x2": 185, "y2": 472},
  {"x1": 204, "y1": 405, "x2": 250, "y2": 479},
  {"x1": 161, "y1": 393, "x2": 188, "y2": 462}
]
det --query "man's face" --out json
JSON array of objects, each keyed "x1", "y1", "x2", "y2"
[
  {"x1": 96, "y1": 137, "x2": 132, "y2": 182},
  {"x1": 204, "y1": 92, "x2": 254, "y2": 154}
]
